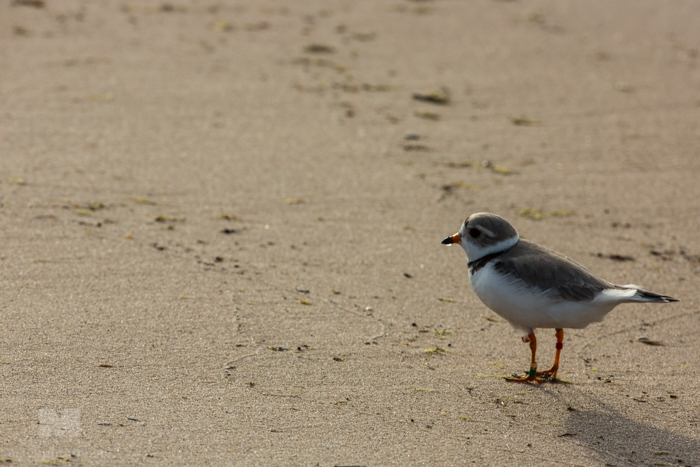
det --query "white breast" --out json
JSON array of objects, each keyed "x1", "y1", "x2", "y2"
[{"x1": 469, "y1": 263, "x2": 625, "y2": 331}]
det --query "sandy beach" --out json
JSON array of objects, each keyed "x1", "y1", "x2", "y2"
[{"x1": 1, "y1": 0, "x2": 699, "y2": 465}]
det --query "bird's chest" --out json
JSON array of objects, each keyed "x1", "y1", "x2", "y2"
[
  {"x1": 469, "y1": 263, "x2": 515, "y2": 310},
  {"x1": 468, "y1": 262, "x2": 546, "y2": 325}
]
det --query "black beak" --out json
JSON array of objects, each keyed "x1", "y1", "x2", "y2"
[{"x1": 442, "y1": 233, "x2": 461, "y2": 245}]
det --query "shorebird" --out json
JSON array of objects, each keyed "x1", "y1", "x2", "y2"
[{"x1": 442, "y1": 212, "x2": 678, "y2": 382}]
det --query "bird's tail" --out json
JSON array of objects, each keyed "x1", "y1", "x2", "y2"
[{"x1": 619, "y1": 284, "x2": 679, "y2": 303}]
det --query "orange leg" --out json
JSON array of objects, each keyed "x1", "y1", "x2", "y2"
[
  {"x1": 537, "y1": 328, "x2": 564, "y2": 380},
  {"x1": 506, "y1": 332, "x2": 547, "y2": 383}
]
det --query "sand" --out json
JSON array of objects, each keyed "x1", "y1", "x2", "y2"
[{"x1": 1, "y1": 0, "x2": 699, "y2": 465}]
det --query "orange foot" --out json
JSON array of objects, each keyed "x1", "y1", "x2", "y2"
[
  {"x1": 505, "y1": 373, "x2": 548, "y2": 383},
  {"x1": 536, "y1": 368, "x2": 559, "y2": 381}
]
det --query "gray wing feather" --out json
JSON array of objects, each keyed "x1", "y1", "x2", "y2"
[{"x1": 493, "y1": 240, "x2": 612, "y2": 302}]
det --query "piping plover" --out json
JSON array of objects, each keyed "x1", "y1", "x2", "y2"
[{"x1": 442, "y1": 212, "x2": 678, "y2": 383}]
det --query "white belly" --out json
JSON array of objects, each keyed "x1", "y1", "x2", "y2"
[{"x1": 469, "y1": 263, "x2": 621, "y2": 331}]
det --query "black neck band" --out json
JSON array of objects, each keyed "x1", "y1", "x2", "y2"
[{"x1": 468, "y1": 248, "x2": 511, "y2": 274}]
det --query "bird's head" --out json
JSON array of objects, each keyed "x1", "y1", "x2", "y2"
[{"x1": 442, "y1": 212, "x2": 519, "y2": 261}]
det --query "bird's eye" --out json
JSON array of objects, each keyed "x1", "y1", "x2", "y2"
[{"x1": 469, "y1": 228, "x2": 481, "y2": 238}]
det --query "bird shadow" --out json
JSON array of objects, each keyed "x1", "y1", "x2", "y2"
[{"x1": 537, "y1": 386, "x2": 700, "y2": 466}]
